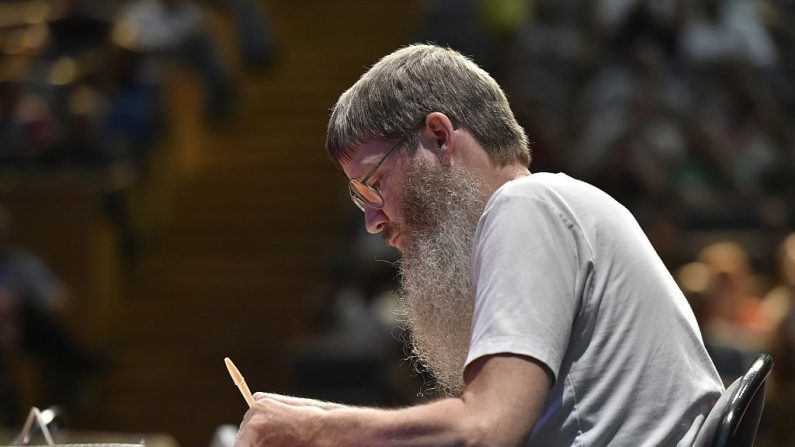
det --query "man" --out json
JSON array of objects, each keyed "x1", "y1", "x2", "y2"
[{"x1": 235, "y1": 44, "x2": 723, "y2": 446}]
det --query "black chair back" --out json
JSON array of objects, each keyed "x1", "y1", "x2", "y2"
[{"x1": 693, "y1": 353, "x2": 774, "y2": 447}]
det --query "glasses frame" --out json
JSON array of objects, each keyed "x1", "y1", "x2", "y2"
[{"x1": 348, "y1": 138, "x2": 404, "y2": 211}]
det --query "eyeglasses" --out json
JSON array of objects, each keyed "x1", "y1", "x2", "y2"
[{"x1": 349, "y1": 138, "x2": 403, "y2": 211}]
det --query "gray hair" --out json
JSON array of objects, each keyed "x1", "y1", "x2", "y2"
[{"x1": 325, "y1": 44, "x2": 530, "y2": 168}]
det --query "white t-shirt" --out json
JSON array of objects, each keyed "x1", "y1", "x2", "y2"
[{"x1": 466, "y1": 173, "x2": 723, "y2": 446}]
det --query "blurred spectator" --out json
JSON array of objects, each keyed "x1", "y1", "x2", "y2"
[
  {"x1": 100, "y1": 43, "x2": 162, "y2": 170},
  {"x1": 759, "y1": 233, "x2": 795, "y2": 444},
  {"x1": 0, "y1": 206, "x2": 68, "y2": 314},
  {"x1": 113, "y1": 0, "x2": 236, "y2": 119},
  {"x1": 0, "y1": 205, "x2": 102, "y2": 425},
  {"x1": 679, "y1": 0, "x2": 778, "y2": 69},
  {"x1": 695, "y1": 242, "x2": 778, "y2": 378},
  {"x1": 204, "y1": 0, "x2": 278, "y2": 70},
  {"x1": 765, "y1": 233, "x2": 795, "y2": 382},
  {"x1": 0, "y1": 80, "x2": 59, "y2": 164}
]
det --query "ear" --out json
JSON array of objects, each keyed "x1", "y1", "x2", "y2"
[{"x1": 422, "y1": 112, "x2": 457, "y2": 166}]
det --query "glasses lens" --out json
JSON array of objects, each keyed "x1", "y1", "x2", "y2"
[
  {"x1": 350, "y1": 189, "x2": 365, "y2": 211},
  {"x1": 349, "y1": 179, "x2": 383, "y2": 210}
]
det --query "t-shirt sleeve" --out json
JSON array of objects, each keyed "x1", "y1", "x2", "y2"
[{"x1": 465, "y1": 190, "x2": 585, "y2": 382}]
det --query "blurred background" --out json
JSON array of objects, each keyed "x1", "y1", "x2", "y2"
[{"x1": 0, "y1": 0, "x2": 792, "y2": 445}]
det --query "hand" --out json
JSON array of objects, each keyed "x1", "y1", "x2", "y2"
[{"x1": 234, "y1": 393, "x2": 326, "y2": 447}]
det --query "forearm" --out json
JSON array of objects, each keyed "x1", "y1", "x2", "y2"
[
  {"x1": 312, "y1": 397, "x2": 485, "y2": 447},
  {"x1": 238, "y1": 356, "x2": 546, "y2": 447}
]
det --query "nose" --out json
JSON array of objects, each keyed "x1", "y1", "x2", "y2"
[{"x1": 364, "y1": 206, "x2": 388, "y2": 234}]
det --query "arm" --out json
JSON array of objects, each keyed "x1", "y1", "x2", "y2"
[{"x1": 235, "y1": 354, "x2": 551, "y2": 447}]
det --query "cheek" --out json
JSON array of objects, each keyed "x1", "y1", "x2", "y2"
[
  {"x1": 380, "y1": 189, "x2": 403, "y2": 224},
  {"x1": 383, "y1": 203, "x2": 402, "y2": 227},
  {"x1": 380, "y1": 174, "x2": 407, "y2": 223}
]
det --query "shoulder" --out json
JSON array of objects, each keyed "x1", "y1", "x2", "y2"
[
  {"x1": 491, "y1": 172, "x2": 603, "y2": 203},
  {"x1": 491, "y1": 172, "x2": 562, "y2": 199},
  {"x1": 482, "y1": 173, "x2": 596, "y2": 222},
  {"x1": 474, "y1": 173, "x2": 589, "y2": 248},
  {"x1": 485, "y1": 172, "x2": 630, "y2": 227},
  {"x1": 475, "y1": 173, "x2": 622, "y2": 262}
]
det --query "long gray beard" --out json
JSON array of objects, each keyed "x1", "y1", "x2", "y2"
[{"x1": 397, "y1": 158, "x2": 487, "y2": 396}]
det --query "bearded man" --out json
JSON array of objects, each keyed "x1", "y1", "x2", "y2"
[{"x1": 235, "y1": 44, "x2": 724, "y2": 447}]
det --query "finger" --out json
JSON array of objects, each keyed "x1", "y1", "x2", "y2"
[
  {"x1": 236, "y1": 403, "x2": 259, "y2": 442},
  {"x1": 263, "y1": 393, "x2": 319, "y2": 407},
  {"x1": 254, "y1": 393, "x2": 302, "y2": 406},
  {"x1": 253, "y1": 393, "x2": 303, "y2": 411},
  {"x1": 234, "y1": 426, "x2": 256, "y2": 447},
  {"x1": 238, "y1": 403, "x2": 274, "y2": 447},
  {"x1": 234, "y1": 423, "x2": 247, "y2": 447},
  {"x1": 236, "y1": 408, "x2": 260, "y2": 447}
]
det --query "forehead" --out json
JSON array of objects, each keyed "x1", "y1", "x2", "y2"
[{"x1": 340, "y1": 139, "x2": 400, "y2": 179}]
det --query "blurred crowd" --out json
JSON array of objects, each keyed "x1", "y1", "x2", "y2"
[
  {"x1": 0, "y1": 0, "x2": 794, "y2": 443},
  {"x1": 675, "y1": 237, "x2": 795, "y2": 444},
  {"x1": 0, "y1": 0, "x2": 274, "y2": 171},
  {"x1": 310, "y1": 0, "x2": 795, "y2": 443},
  {"x1": 422, "y1": 0, "x2": 794, "y2": 236},
  {"x1": 0, "y1": 0, "x2": 275, "y2": 431},
  {"x1": 478, "y1": 0, "x2": 795, "y2": 409},
  {"x1": 416, "y1": 0, "x2": 795, "y2": 360}
]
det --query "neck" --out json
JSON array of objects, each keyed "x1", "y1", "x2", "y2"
[
  {"x1": 451, "y1": 132, "x2": 531, "y2": 198},
  {"x1": 478, "y1": 163, "x2": 530, "y2": 198}
]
